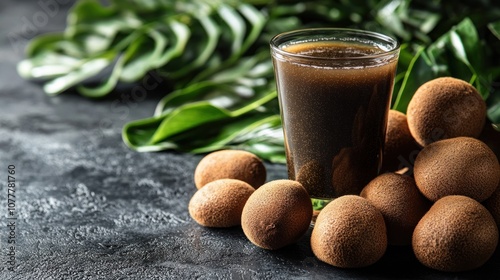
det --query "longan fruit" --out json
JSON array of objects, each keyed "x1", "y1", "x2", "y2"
[
  {"x1": 311, "y1": 195, "x2": 387, "y2": 268},
  {"x1": 194, "y1": 150, "x2": 266, "y2": 189},
  {"x1": 241, "y1": 180, "x2": 312, "y2": 250},
  {"x1": 381, "y1": 110, "x2": 420, "y2": 173},
  {"x1": 414, "y1": 137, "x2": 500, "y2": 202},
  {"x1": 407, "y1": 77, "x2": 486, "y2": 146},
  {"x1": 189, "y1": 179, "x2": 254, "y2": 227},
  {"x1": 361, "y1": 173, "x2": 430, "y2": 245},
  {"x1": 413, "y1": 195, "x2": 498, "y2": 272}
]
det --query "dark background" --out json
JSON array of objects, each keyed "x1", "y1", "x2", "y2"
[{"x1": 0, "y1": 1, "x2": 499, "y2": 279}]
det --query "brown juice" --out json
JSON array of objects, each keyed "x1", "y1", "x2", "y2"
[{"x1": 272, "y1": 41, "x2": 397, "y2": 200}]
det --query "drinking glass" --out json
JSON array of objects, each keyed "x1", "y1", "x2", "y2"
[{"x1": 270, "y1": 28, "x2": 400, "y2": 212}]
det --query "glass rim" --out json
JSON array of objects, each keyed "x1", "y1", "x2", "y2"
[{"x1": 270, "y1": 28, "x2": 400, "y2": 61}]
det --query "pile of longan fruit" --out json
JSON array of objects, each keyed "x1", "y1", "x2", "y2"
[{"x1": 188, "y1": 77, "x2": 500, "y2": 273}]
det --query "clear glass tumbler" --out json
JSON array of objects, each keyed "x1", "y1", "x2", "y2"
[{"x1": 270, "y1": 28, "x2": 400, "y2": 213}]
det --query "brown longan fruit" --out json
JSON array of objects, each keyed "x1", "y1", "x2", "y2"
[
  {"x1": 194, "y1": 150, "x2": 266, "y2": 189},
  {"x1": 360, "y1": 173, "x2": 431, "y2": 246},
  {"x1": 413, "y1": 195, "x2": 498, "y2": 272},
  {"x1": 188, "y1": 179, "x2": 254, "y2": 227},
  {"x1": 331, "y1": 147, "x2": 370, "y2": 196},
  {"x1": 407, "y1": 77, "x2": 486, "y2": 147},
  {"x1": 241, "y1": 180, "x2": 312, "y2": 250},
  {"x1": 381, "y1": 110, "x2": 421, "y2": 173},
  {"x1": 296, "y1": 160, "x2": 327, "y2": 198},
  {"x1": 311, "y1": 195, "x2": 387, "y2": 268},
  {"x1": 414, "y1": 137, "x2": 500, "y2": 202}
]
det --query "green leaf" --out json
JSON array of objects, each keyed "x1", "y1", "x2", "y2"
[
  {"x1": 153, "y1": 81, "x2": 274, "y2": 117},
  {"x1": 190, "y1": 3, "x2": 267, "y2": 83},
  {"x1": 43, "y1": 51, "x2": 116, "y2": 95},
  {"x1": 208, "y1": 51, "x2": 271, "y2": 83},
  {"x1": 67, "y1": 0, "x2": 115, "y2": 27},
  {"x1": 123, "y1": 111, "x2": 285, "y2": 163},
  {"x1": 150, "y1": 103, "x2": 234, "y2": 144},
  {"x1": 154, "y1": 20, "x2": 190, "y2": 67},
  {"x1": 24, "y1": 33, "x2": 67, "y2": 57},
  {"x1": 120, "y1": 28, "x2": 167, "y2": 82},
  {"x1": 487, "y1": 88, "x2": 500, "y2": 125},
  {"x1": 174, "y1": 114, "x2": 281, "y2": 153},
  {"x1": 376, "y1": 0, "x2": 411, "y2": 41},
  {"x1": 122, "y1": 116, "x2": 169, "y2": 150},
  {"x1": 392, "y1": 46, "x2": 435, "y2": 112},
  {"x1": 169, "y1": 12, "x2": 220, "y2": 78},
  {"x1": 76, "y1": 54, "x2": 126, "y2": 98},
  {"x1": 17, "y1": 51, "x2": 81, "y2": 80},
  {"x1": 181, "y1": 114, "x2": 276, "y2": 152},
  {"x1": 65, "y1": 0, "x2": 140, "y2": 55},
  {"x1": 429, "y1": 19, "x2": 480, "y2": 72},
  {"x1": 184, "y1": 16, "x2": 220, "y2": 67},
  {"x1": 18, "y1": 0, "x2": 270, "y2": 97},
  {"x1": 408, "y1": 9, "x2": 440, "y2": 35},
  {"x1": 225, "y1": 115, "x2": 285, "y2": 163},
  {"x1": 218, "y1": 3, "x2": 245, "y2": 53},
  {"x1": 123, "y1": 88, "x2": 277, "y2": 149},
  {"x1": 392, "y1": 43, "x2": 414, "y2": 101},
  {"x1": 393, "y1": 17, "x2": 492, "y2": 112},
  {"x1": 155, "y1": 51, "x2": 273, "y2": 116},
  {"x1": 153, "y1": 82, "x2": 217, "y2": 116},
  {"x1": 110, "y1": 0, "x2": 175, "y2": 12},
  {"x1": 488, "y1": 20, "x2": 500, "y2": 40},
  {"x1": 66, "y1": 0, "x2": 141, "y2": 34},
  {"x1": 234, "y1": 4, "x2": 266, "y2": 59}
]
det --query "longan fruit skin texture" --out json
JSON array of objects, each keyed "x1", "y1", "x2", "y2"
[
  {"x1": 414, "y1": 137, "x2": 500, "y2": 202},
  {"x1": 360, "y1": 173, "x2": 430, "y2": 246},
  {"x1": 311, "y1": 195, "x2": 387, "y2": 268},
  {"x1": 194, "y1": 150, "x2": 266, "y2": 189},
  {"x1": 412, "y1": 195, "x2": 498, "y2": 272},
  {"x1": 241, "y1": 180, "x2": 312, "y2": 250},
  {"x1": 189, "y1": 179, "x2": 255, "y2": 227},
  {"x1": 407, "y1": 77, "x2": 486, "y2": 147},
  {"x1": 382, "y1": 110, "x2": 420, "y2": 173}
]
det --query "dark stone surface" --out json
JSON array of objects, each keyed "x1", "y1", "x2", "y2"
[{"x1": 0, "y1": 1, "x2": 499, "y2": 279}]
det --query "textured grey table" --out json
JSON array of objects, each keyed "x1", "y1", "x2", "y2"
[{"x1": 1, "y1": 1, "x2": 499, "y2": 279}]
